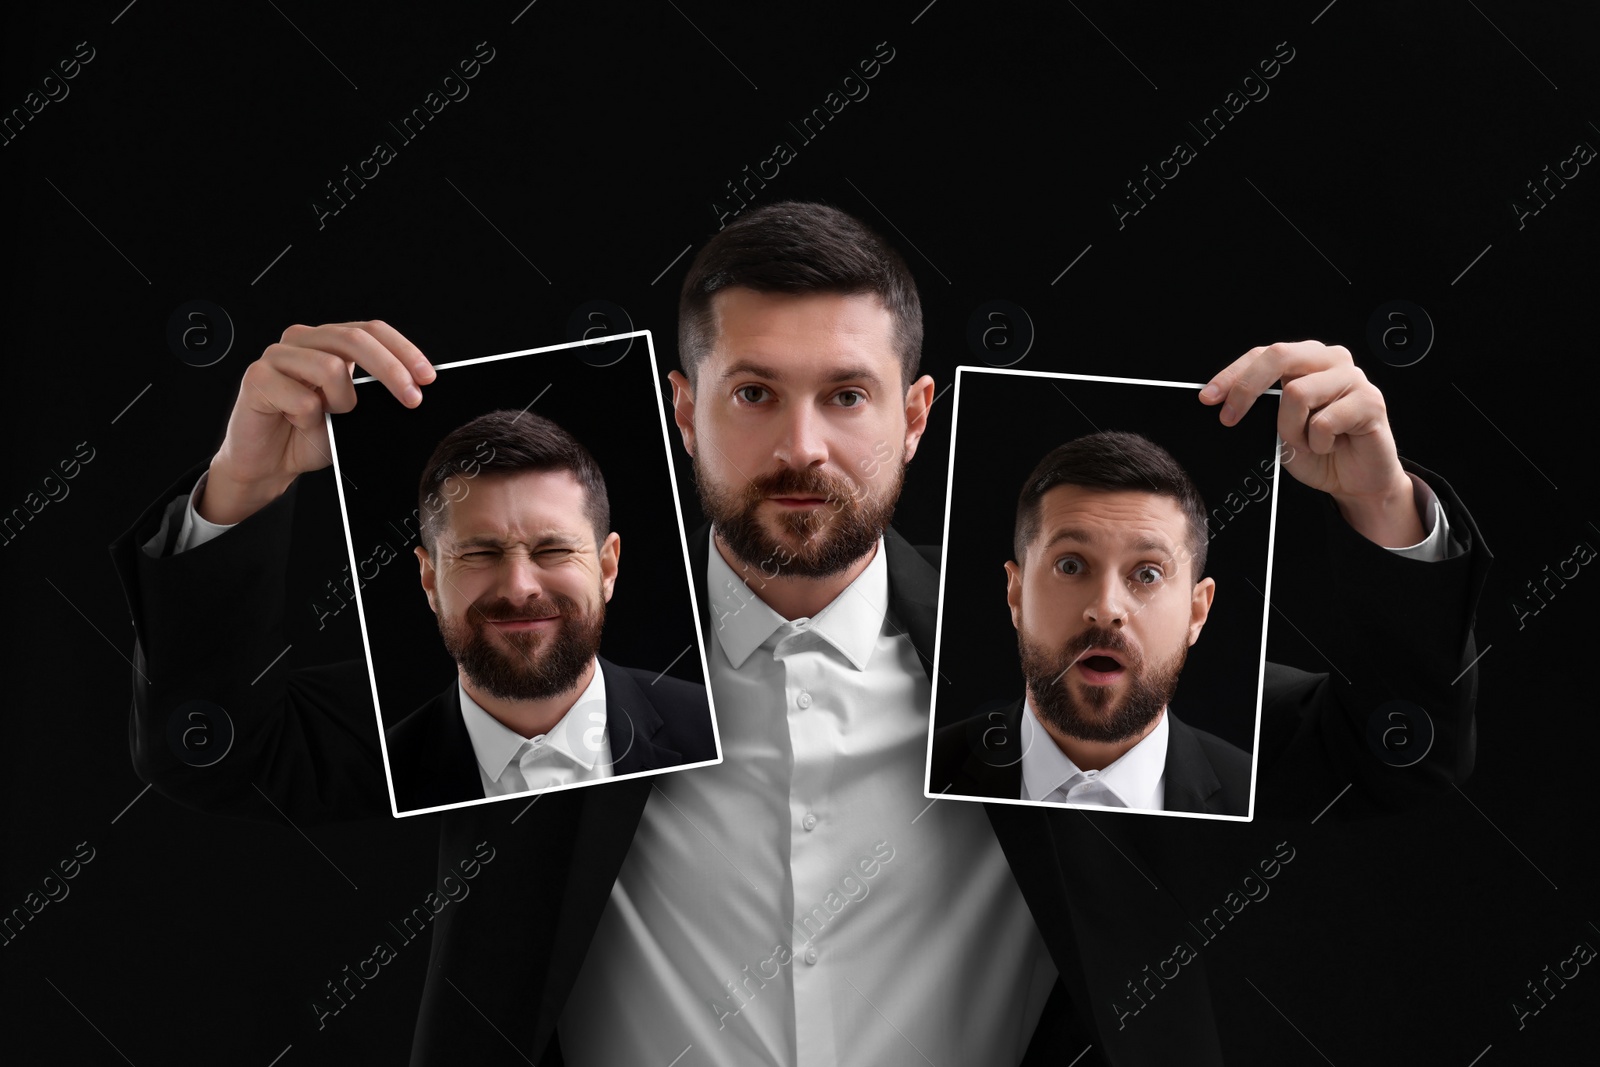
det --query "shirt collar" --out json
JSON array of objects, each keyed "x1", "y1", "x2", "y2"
[
  {"x1": 1019, "y1": 699, "x2": 1169, "y2": 811},
  {"x1": 457, "y1": 658, "x2": 609, "y2": 780},
  {"x1": 705, "y1": 530, "x2": 889, "y2": 672}
]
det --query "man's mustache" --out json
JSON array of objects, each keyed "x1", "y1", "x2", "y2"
[
  {"x1": 471, "y1": 595, "x2": 571, "y2": 623},
  {"x1": 742, "y1": 466, "x2": 862, "y2": 504},
  {"x1": 1056, "y1": 626, "x2": 1142, "y2": 672}
]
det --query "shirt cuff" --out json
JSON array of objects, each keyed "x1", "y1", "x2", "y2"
[
  {"x1": 171, "y1": 469, "x2": 239, "y2": 554},
  {"x1": 1381, "y1": 472, "x2": 1454, "y2": 562}
]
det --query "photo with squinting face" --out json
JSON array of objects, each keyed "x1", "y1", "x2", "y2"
[{"x1": 325, "y1": 333, "x2": 721, "y2": 818}]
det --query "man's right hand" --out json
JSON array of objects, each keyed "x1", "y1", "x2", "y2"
[{"x1": 199, "y1": 321, "x2": 435, "y2": 525}]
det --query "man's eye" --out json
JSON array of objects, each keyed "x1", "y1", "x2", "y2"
[
  {"x1": 834, "y1": 389, "x2": 865, "y2": 407},
  {"x1": 461, "y1": 551, "x2": 494, "y2": 559},
  {"x1": 734, "y1": 385, "x2": 771, "y2": 404},
  {"x1": 1132, "y1": 566, "x2": 1163, "y2": 584},
  {"x1": 1054, "y1": 557, "x2": 1083, "y2": 575}
]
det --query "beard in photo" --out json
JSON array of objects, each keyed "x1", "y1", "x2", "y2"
[
  {"x1": 693, "y1": 455, "x2": 904, "y2": 579},
  {"x1": 438, "y1": 590, "x2": 605, "y2": 702},
  {"x1": 1018, "y1": 624, "x2": 1186, "y2": 744}
]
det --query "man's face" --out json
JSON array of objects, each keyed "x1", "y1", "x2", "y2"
[
  {"x1": 1006, "y1": 486, "x2": 1214, "y2": 744},
  {"x1": 415, "y1": 469, "x2": 619, "y2": 702},
  {"x1": 668, "y1": 288, "x2": 934, "y2": 579}
]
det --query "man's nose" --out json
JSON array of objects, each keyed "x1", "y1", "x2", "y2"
[
  {"x1": 495, "y1": 550, "x2": 545, "y2": 603},
  {"x1": 772, "y1": 401, "x2": 828, "y2": 469},
  {"x1": 1082, "y1": 574, "x2": 1129, "y2": 628}
]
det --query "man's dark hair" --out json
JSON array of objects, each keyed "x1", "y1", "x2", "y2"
[
  {"x1": 417, "y1": 410, "x2": 610, "y2": 556},
  {"x1": 1013, "y1": 431, "x2": 1209, "y2": 583},
  {"x1": 677, "y1": 201, "x2": 923, "y2": 389}
]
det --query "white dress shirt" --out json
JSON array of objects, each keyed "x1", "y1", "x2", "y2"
[
  {"x1": 458, "y1": 666, "x2": 613, "y2": 796},
  {"x1": 559, "y1": 534, "x2": 1057, "y2": 1067},
  {"x1": 1021, "y1": 700, "x2": 1169, "y2": 809},
  {"x1": 160, "y1": 470, "x2": 615, "y2": 796},
  {"x1": 1015, "y1": 470, "x2": 1457, "y2": 810}
]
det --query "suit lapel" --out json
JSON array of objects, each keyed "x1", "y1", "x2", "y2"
[
  {"x1": 941, "y1": 698, "x2": 1026, "y2": 799},
  {"x1": 882, "y1": 527, "x2": 940, "y2": 683},
  {"x1": 689, "y1": 521, "x2": 715, "y2": 644},
  {"x1": 1161, "y1": 711, "x2": 1224, "y2": 815},
  {"x1": 420, "y1": 777, "x2": 651, "y2": 1062},
  {"x1": 405, "y1": 683, "x2": 487, "y2": 810},
  {"x1": 599, "y1": 657, "x2": 684, "y2": 775},
  {"x1": 978, "y1": 709, "x2": 1229, "y2": 1061},
  {"x1": 536, "y1": 776, "x2": 653, "y2": 1045},
  {"x1": 986, "y1": 801, "x2": 1226, "y2": 1064}
]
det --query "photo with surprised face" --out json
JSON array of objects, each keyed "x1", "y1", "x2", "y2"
[{"x1": 927, "y1": 367, "x2": 1283, "y2": 822}]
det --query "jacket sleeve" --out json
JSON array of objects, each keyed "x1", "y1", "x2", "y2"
[
  {"x1": 1255, "y1": 457, "x2": 1493, "y2": 820},
  {"x1": 109, "y1": 462, "x2": 392, "y2": 825}
]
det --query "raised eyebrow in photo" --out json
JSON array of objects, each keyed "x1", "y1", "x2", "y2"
[{"x1": 1041, "y1": 527, "x2": 1174, "y2": 559}]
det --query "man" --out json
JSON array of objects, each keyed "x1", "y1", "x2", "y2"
[
  {"x1": 112, "y1": 202, "x2": 1489, "y2": 1065},
  {"x1": 933, "y1": 430, "x2": 1259, "y2": 815},
  {"x1": 384, "y1": 410, "x2": 715, "y2": 813},
  {"x1": 558, "y1": 203, "x2": 1059, "y2": 1064}
]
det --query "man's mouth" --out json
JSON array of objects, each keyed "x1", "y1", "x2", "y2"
[
  {"x1": 486, "y1": 615, "x2": 559, "y2": 632},
  {"x1": 1074, "y1": 647, "x2": 1129, "y2": 685},
  {"x1": 769, "y1": 494, "x2": 829, "y2": 508}
]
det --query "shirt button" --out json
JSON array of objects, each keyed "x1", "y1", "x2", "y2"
[
  {"x1": 797, "y1": 691, "x2": 813, "y2": 709},
  {"x1": 530, "y1": 735, "x2": 545, "y2": 747},
  {"x1": 802, "y1": 812, "x2": 818, "y2": 831},
  {"x1": 804, "y1": 948, "x2": 819, "y2": 965}
]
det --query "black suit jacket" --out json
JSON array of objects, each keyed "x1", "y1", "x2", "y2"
[
  {"x1": 932, "y1": 702, "x2": 1253, "y2": 816},
  {"x1": 111, "y1": 457, "x2": 1489, "y2": 1066},
  {"x1": 385, "y1": 658, "x2": 715, "y2": 813}
]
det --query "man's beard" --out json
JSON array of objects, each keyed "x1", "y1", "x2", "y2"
[
  {"x1": 438, "y1": 591, "x2": 604, "y2": 702},
  {"x1": 1019, "y1": 624, "x2": 1186, "y2": 744},
  {"x1": 692, "y1": 454, "x2": 904, "y2": 579}
]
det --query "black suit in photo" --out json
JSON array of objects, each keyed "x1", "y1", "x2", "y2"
[
  {"x1": 932, "y1": 702, "x2": 1253, "y2": 816},
  {"x1": 386, "y1": 657, "x2": 714, "y2": 813},
  {"x1": 111, "y1": 455, "x2": 1489, "y2": 1066}
]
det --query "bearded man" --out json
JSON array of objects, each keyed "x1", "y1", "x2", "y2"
[
  {"x1": 382, "y1": 409, "x2": 714, "y2": 813},
  {"x1": 933, "y1": 430, "x2": 1253, "y2": 815}
]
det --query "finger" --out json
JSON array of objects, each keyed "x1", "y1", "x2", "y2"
[
  {"x1": 1198, "y1": 346, "x2": 1266, "y2": 406},
  {"x1": 1278, "y1": 366, "x2": 1358, "y2": 458},
  {"x1": 264, "y1": 344, "x2": 359, "y2": 414},
  {"x1": 1305, "y1": 386, "x2": 1387, "y2": 455},
  {"x1": 330, "y1": 319, "x2": 435, "y2": 386},
  {"x1": 1205, "y1": 341, "x2": 1352, "y2": 426},
  {"x1": 1204, "y1": 345, "x2": 1287, "y2": 425},
  {"x1": 279, "y1": 323, "x2": 423, "y2": 407},
  {"x1": 242, "y1": 357, "x2": 332, "y2": 434}
]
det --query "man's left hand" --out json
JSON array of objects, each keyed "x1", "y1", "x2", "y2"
[{"x1": 1200, "y1": 340, "x2": 1424, "y2": 548}]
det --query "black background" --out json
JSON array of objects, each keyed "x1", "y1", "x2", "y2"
[
  {"x1": 931, "y1": 369, "x2": 1279, "y2": 756},
  {"x1": 4, "y1": 1, "x2": 1597, "y2": 1064}
]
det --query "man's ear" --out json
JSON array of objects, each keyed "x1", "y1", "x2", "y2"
[
  {"x1": 667, "y1": 370, "x2": 697, "y2": 457},
  {"x1": 902, "y1": 374, "x2": 936, "y2": 464},
  {"x1": 1004, "y1": 559, "x2": 1024, "y2": 631},
  {"x1": 415, "y1": 545, "x2": 439, "y2": 615},
  {"x1": 598, "y1": 531, "x2": 621, "y2": 602},
  {"x1": 1187, "y1": 577, "x2": 1216, "y2": 646}
]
